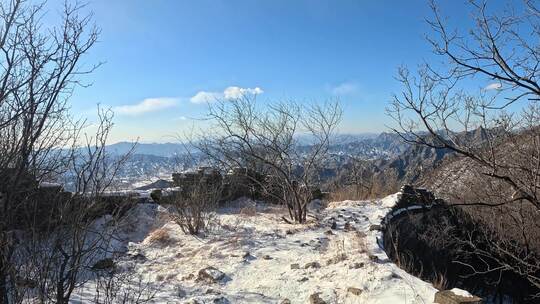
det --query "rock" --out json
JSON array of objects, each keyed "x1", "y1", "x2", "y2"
[
  {"x1": 280, "y1": 299, "x2": 291, "y2": 304},
  {"x1": 212, "y1": 296, "x2": 230, "y2": 304},
  {"x1": 326, "y1": 254, "x2": 347, "y2": 265},
  {"x1": 330, "y1": 221, "x2": 337, "y2": 230},
  {"x1": 129, "y1": 252, "x2": 147, "y2": 262},
  {"x1": 434, "y1": 290, "x2": 483, "y2": 304},
  {"x1": 349, "y1": 262, "x2": 364, "y2": 269},
  {"x1": 197, "y1": 266, "x2": 225, "y2": 283},
  {"x1": 242, "y1": 251, "x2": 255, "y2": 261},
  {"x1": 369, "y1": 224, "x2": 382, "y2": 231},
  {"x1": 368, "y1": 255, "x2": 379, "y2": 262},
  {"x1": 304, "y1": 261, "x2": 321, "y2": 269},
  {"x1": 308, "y1": 293, "x2": 327, "y2": 304},
  {"x1": 297, "y1": 277, "x2": 309, "y2": 282},
  {"x1": 344, "y1": 221, "x2": 354, "y2": 231},
  {"x1": 347, "y1": 287, "x2": 363, "y2": 296},
  {"x1": 92, "y1": 258, "x2": 115, "y2": 270},
  {"x1": 181, "y1": 273, "x2": 195, "y2": 281},
  {"x1": 176, "y1": 287, "x2": 187, "y2": 298},
  {"x1": 356, "y1": 231, "x2": 367, "y2": 238},
  {"x1": 290, "y1": 263, "x2": 300, "y2": 269}
]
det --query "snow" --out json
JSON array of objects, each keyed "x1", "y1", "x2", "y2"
[
  {"x1": 449, "y1": 288, "x2": 473, "y2": 298},
  {"x1": 71, "y1": 193, "x2": 439, "y2": 303}
]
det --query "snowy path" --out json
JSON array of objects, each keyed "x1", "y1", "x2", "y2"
[{"x1": 73, "y1": 194, "x2": 437, "y2": 304}]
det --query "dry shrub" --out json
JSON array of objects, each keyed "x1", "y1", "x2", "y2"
[
  {"x1": 156, "y1": 209, "x2": 174, "y2": 223},
  {"x1": 93, "y1": 270, "x2": 159, "y2": 304},
  {"x1": 239, "y1": 205, "x2": 257, "y2": 216},
  {"x1": 432, "y1": 272, "x2": 449, "y2": 291},
  {"x1": 169, "y1": 181, "x2": 221, "y2": 235},
  {"x1": 326, "y1": 200, "x2": 354, "y2": 209},
  {"x1": 327, "y1": 238, "x2": 348, "y2": 265},
  {"x1": 329, "y1": 186, "x2": 366, "y2": 202},
  {"x1": 353, "y1": 231, "x2": 368, "y2": 254},
  {"x1": 144, "y1": 228, "x2": 171, "y2": 245}
]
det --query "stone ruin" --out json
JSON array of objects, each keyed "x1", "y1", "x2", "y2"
[{"x1": 171, "y1": 166, "x2": 263, "y2": 202}]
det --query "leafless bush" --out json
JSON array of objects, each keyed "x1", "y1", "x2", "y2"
[
  {"x1": 326, "y1": 238, "x2": 348, "y2": 265},
  {"x1": 352, "y1": 231, "x2": 368, "y2": 254},
  {"x1": 11, "y1": 109, "x2": 133, "y2": 304},
  {"x1": 168, "y1": 181, "x2": 221, "y2": 235},
  {"x1": 93, "y1": 270, "x2": 158, "y2": 304},
  {"x1": 239, "y1": 205, "x2": 257, "y2": 217}
]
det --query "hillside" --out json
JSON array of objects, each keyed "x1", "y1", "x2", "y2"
[{"x1": 71, "y1": 194, "x2": 444, "y2": 304}]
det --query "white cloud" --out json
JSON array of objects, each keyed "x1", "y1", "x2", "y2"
[
  {"x1": 223, "y1": 86, "x2": 264, "y2": 99},
  {"x1": 331, "y1": 82, "x2": 358, "y2": 96},
  {"x1": 114, "y1": 97, "x2": 178, "y2": 116},
  {"x1": 484, "y1": 82, "x2": 502, "y2": 91},
  {"x1": 190, "y1": 86, "x2": 264, "y2": 104},
  {"x1": 190, "y1": 91, "x2": 222, "y2": 104}
]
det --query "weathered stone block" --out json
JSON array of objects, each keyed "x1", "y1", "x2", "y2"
[{"x1": 434, "y1": 290, "x2": 483, "y2": 304}]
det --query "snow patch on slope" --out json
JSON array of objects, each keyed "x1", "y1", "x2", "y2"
[{"x1": 72, "y1": 194, "x2": 438, "y2": 303}]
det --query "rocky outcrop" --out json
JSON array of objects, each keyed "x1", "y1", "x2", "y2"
[
  {"x1": 197, "y1": 266, "x2": 226, "y2": 284},
  {"x1": 382, "y1": 186, "x2": 537, "y2": 303},
  {"x1": 92, "y1": 258, "x2": 115, "y2": 271},
  {"x1": 308, "y1": 293, "x2": 327, "y2": 304},
  {"x1": 434, "y1": 290, "x2": 483, "y2": 304}
]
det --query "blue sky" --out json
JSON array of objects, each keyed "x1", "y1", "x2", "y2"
[{"x1": 53, "y1": 0, "x2": 496, "y2": 143}]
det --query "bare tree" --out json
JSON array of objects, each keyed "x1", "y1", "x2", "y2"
[
  {"x1": 0, "y1": 0, "x2": 101, "y2": 301},
  {"x1": 194, "y1": 95, "x2": 341, "y2": 224},
  {"x1": 388, "y1": 0, "x2": 540, "y2": 210},
  {"x1": 387, "y1": 0, "x2": 540, "y2": 297},
  {"x1": 3, "y1": 107, "x2": 134, "y2": 304},
  {"x1": 0, "y1": 1, "x2": 138, "y2": 303}
]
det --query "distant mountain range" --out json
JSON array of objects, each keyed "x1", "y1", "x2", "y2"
[
  {"x1": 324, "y1": 127, "x2": 496, "y2": 198},
  {"x1": 106, "y1": 142, "x2": 188, "y2": 157},
  {"x1": 110, "y1": 132, "x2": 411, "y2": 190},
  {"x1": 107, "y1": 133, "x2": 397, "y2": 159}
]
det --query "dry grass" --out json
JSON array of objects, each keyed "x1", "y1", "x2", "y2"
[
  {"x1": 432, "y1": 272, "x2": 449, "y2": 290},
  {"x1": 352, "y1": 231, "x2": 368, "y2": 253},
  {"x1": 326, "y1": 238, "x2": 348, "y2": 265},
  {"x1": 239, "y1": 205, "x2": 257, "y2": 216},
  {"x1": 144, "y1": 227, "x2": 171, "y2": 245},
  {"x1": 329, "y1": 186, "x2": 370, "y2": 201}
]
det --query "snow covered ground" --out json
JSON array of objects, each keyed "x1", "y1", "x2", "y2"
[{"x1": 71, "y1": 194, "x2": 439, "y2": 304}]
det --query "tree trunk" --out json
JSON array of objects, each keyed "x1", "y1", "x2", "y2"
[{"x1": 0, "y1": 261, "x2": 7, "y2": 304}]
